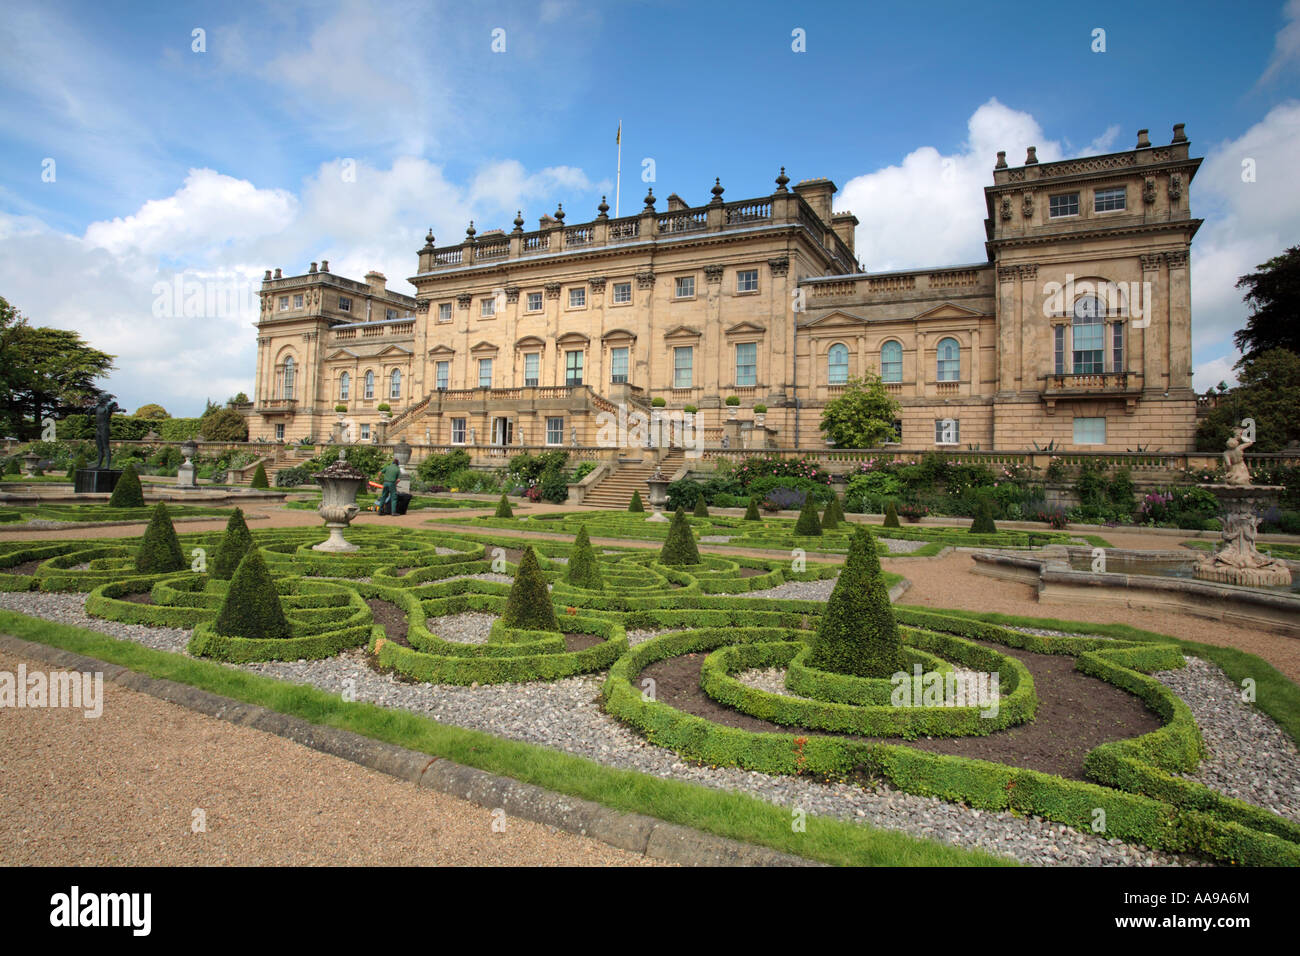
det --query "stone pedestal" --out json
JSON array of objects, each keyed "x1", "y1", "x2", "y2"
[
  {"x1": 646, "y1": 471, "x2": 670, "y2": 522},
  {"x1": 75, "y1": 469, "x2": 121, "y2": 494},
  {"x1": 1194, "y1": 484, "x2": 1292, "y2": 588},
  {"x1": 175, "y1": 440, "x2": 198, "y2": 489},
  {"x1": 394, "y1": 441, "x2": 412, "y2": 495},
  {"x1": 312, "y1": 457, "x2": 365, "y2": 553}
]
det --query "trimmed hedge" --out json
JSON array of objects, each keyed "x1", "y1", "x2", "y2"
[
  {"x1": 501, "y1": 546, "x2": 560, "y2": 632},
  {"x1": 212, "y1": 508, "x2": 253, "y2": 580},
  {"x1": 806, "y1": 529, "x2": 905, "y2": 678},
  {"x1": 494, "y1": 493, "x2": 514, "y2": 518},
  {"x1": 107, "y1": 465, "x2": 145, "y2": 508},
  {"x1": 744, "y1": 498, "x2": 761, "y2": 521},
  {"x1": 659, "y1": 507, "x2": 701, "y2": 566},
  {"x1": 212, "y1": 548, "x2": 290, "y2": 640},
  {"x1": 629, "y1": 489, "x2": 644, "y2": 513},
  {"x1": 970, "y1": 497, "x2": 997, "y2": 534},
  {"x1": 565, "y1": 526, "x2": 604, "y2": 590},
  {"x1": 135, "y1": 502, "x2": 185, "y2": 574},
  {"x1": 693, "y1": 496, "x2": 710, "y2": 518},
  {"x1": 250, "y1": 462, "x2": 269, "y2": 488},
  {"x1": 793, "y1": 496, "x2": 822, "y2": 536},
  {"x1": 883, "y1": 502, "x2": 900, "y2": 528}
]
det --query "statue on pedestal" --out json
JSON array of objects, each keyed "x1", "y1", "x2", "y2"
[
  {"x1": 93, "y1": 392, "x2": 120, "y2": 469},
  {"x1": 1222, "y1": 425, "x2": 1253, "y2": 486}
]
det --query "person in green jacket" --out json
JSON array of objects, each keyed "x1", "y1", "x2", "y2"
[{"x1": 377, "y1": 457, "x2": 401, "y2": 515}]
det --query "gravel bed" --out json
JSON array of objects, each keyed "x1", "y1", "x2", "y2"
[
  {"x1": 1154, "y1": 656, "x2": 1300, "y2": 823},
  {"x1": 738, "y1": 578, "x2": 837, "y2": 601},
  {"x1": 425, "y1": 612, "x2": 495, "y2": 645},
  {"x1": 699, "y1": 535, "x2": 733, "y2": 544},
  {"x1": 0, "y1": 590, "x2": 1271, "y2": 866},
  {"x1": 1001, "y1": 624, "x2": 1113, "y2": 639},
  {"x1": 879, "y1": 538, "x2": 930, "y2": 554},
  {"x1": 735, "y1": 665, "x2": 999, "y2": 705}
]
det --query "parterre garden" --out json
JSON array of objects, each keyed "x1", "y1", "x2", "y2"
[{"x1": 1, "y1": 502, "x2": 1297, "y2": 867}]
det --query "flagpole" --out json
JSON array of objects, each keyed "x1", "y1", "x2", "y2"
[{"x1": 615, "y1": 120, "x2": 622, "y2": 218}]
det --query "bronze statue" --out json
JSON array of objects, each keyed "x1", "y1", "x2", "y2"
[{"x1": 93, "y1": 392, "x2": 120, "y2": 469}]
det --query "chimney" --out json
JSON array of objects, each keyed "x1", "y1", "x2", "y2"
[
  {"x1": 365, "y1": 271, "x2": 387, "y2": 294},
  {"x1": 995, "y1": 151, "x2": 1007, "y2": 169},
  {"x1": 320, "y1": 260, "x2": 330, "y2": 273},
  {"x1": 792, "y1": 178, "x2": 836, "y2": 224},
  {"x1": 538, "y1": 213, "x2": 556, "y2": 229},
  {"x1": 274, "y1": 268, "x2": 282, "y2": 279},
  {"x1": 1136, "y1": 128, "x2": 1151, "y2": 148},
  {"x1": 1025, "y1": 146, "x2": 1038, "y2": 165},
  {"x1": 309, "y1": 262, "x2": 317, "y2": 273},
  {"x1": 831, "y1": 212, "x2": 859, "y2": 255},
  {"x1": 1172, "y1": 123, "x2": 1187, "y2": 143}
]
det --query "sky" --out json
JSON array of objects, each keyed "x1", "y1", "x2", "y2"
[{"x1": 1, "y1": 0, "x2": 1298, "y2": 415}]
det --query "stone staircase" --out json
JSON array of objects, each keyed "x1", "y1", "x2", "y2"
[
  {"x1": 228, "y1": 446, "x2": 317, "y2": 486},
  {"x1": 580, "y1": 450, "x2": 684, "y2": 509}
]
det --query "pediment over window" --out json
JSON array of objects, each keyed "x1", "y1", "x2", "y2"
[
  {"x1": 799, "y1": 310, "x2": 869, "y2": 329},
  {"x1": 514, "y1": 335, "x2": 547, "y2": 350},
  {"x1": 724, "y1": 321, "x2": 766, "y2": 336},
  {"x1": 427, "y1": 344, "x2": 456, "y2": 357},
  {"x1": 376, "y1": 344, "x2": 413, "y2": 357},
  {"x1": 469, "y1": 340, "x2": 499, "y2": 354},
  {"x1": 325, "y1": 348, "x2": 359, "y2": 361},
  {"x1": 556, "y1": 331, "x2": 590, "y2": 346},
  {"x1": 663, "y1": 324, "x2": 702, "y2": 340},
  {"x1": 912, "y1": 302, "x2": 986, "y2": 321},
  {"x1": 601, "y1": 327, "x2": 638, "y2": 343}
]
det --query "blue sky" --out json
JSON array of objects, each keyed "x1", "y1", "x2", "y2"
[{"x1": 2, "y1": 0, "x2": 1299, "y2": 414}]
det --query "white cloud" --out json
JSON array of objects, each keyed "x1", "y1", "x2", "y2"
[
  {"x1": 1194, "y1": 353, "x2": 1241, "y2": 393},
  {"x1": 1260, "y1": 0, "x2": 1300, "y2": 85}
]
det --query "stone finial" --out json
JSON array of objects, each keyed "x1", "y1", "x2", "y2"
[
  {"x1": 1172, "y1": 122, "x2": 1187, "y2": 143},
  {"x1": 309, "y1": 262, "x2": 318, "y2": 273},
  {"x1": 1025, "y1": 146, "x2": 1038, "y2": 165},
  {"x1": 512, "y1": 211, "x2": 525, "y2": 232},
  {"x1": 995, "y1": 151, "x2": 1007, "y2": 169},
  {"x1": 775, "y1": 166, "x2": 790, "y2": 192},
  {"x1": 466, "y1": 220, "x2": 476, "y2": 240},
  {"x1": 321, "y1": 260, "x2": 329, "y2": 272},
  {"x1": 710, "y1": 177, "x2": 724, "y2": 203},
  {"x1": 643, "y1": 187, "x2": 655, "y2": 209},
  {"x1": 554, "y1": 203, "x2": 565, "y2": 223},
  {"x1": 597, "y1": 195, "x2": 609, "y2": 219},
  {"x1": 1136, "y1": 128, "x2": 1151, "y2": 148}
]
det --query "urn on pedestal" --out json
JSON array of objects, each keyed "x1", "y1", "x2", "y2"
[{"x1": 312, "y1": 454, "x2": 366, "y2": 552}]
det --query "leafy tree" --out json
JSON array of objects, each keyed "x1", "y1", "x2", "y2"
[
  {"x1": 134, "y1": 404, "x2": 170, "y2": 420},
  {"x1": 1196, "y1": 349, "x2": 1300, "y2": 453},
  {"x1": 659, "y1": 507, "x2": 701, "y2": 565},
  {"x1": 565, "y1": 525, "x2": 603, "y2": 590},
  {"x1": 135, "y1": 502, "x2": 186, "y2": 573},
  {"x1": 108, "y1": 465, "x2": 145, "y2": 507},
  {"x1": 229, "y1": 392, "x2": 250, "y2": 405},
  {"x1": 807, "y1": 528, "x2": 905, "y2": 678},
  {"x1": 1234, "y1": 247, "x2": 1300, "y2": 364},
  {"x1": 213, "y1": 548, "x2": 290, "y2": 639},
  {"x1": 819, "y1": 371, "x2": 900, "y2": 448},
  {"x1": 198, "y1": 406, "x2": 248, "y2": 441},
  {"x1": 500, "y1": 546, "x2": 559, "y2": 631},
  {"x1": 0, "y1": 297, "x2": 115, "y2": 439}
]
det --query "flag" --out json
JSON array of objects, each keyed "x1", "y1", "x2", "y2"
[{"x1": 616, "y1": 122, "x2": 621, "y2": 145}]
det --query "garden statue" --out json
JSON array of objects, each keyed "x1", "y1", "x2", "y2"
[
  {"x1": 1222, "y1": 425, "x2": 1253, "y2": 486},
  {"x1": 93, "y1": 392, "x2": 120, "y2": 469}
]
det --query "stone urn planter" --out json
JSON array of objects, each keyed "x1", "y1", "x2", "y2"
[
  {"x1": 21, "y1": 451, "x2": 40, "y2": 476},
  {"x1": 646, "y1": 467, "x2": 670, "y2": 522},
  {"x1": 393, "y1": 440, "x2": 413, "y2": 493},
  {"x1": 312, "y1": 454, "x2": 366, "y2": 552},
  {"x1": 753, "y1": 413, "x2": 766, "y2": 428},
  {"x1": 177, "y1": 439, "x2": 198, "y2": 489}
]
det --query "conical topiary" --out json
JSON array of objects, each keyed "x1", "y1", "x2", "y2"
[
  {"x1": 744, "y1": 497, "x2": 761, "y2": 521},
  {"x1": 4, "y1": 457, "x2": 20, "y2": 476},
  {"x1": 693, "y1": 495, "x2": 709, "y2": 518},
  {"x1": 883, "y1": 501, "x2": 901, "y2": 528},
  {"x1": 250, "y1": 462, "x2": 269, "y2": 488},
  {"x1": 822, "y1": 494, "x2": 843, "y2": 530},
  {"x1": 67, "y1": 451, "x2": 87, "y2": 480},
  {"x1": 659, "y1": 507, "x2": 701, "y2": 565},
  {"x1": 793, "y1": 495, "x2": 822, "y2": 536},
  {"x1": 108, "y1": 464, "x2": 145, "y2": 508},
  {"x1": 213, "y1": 548, "x2": 290, "y2": 640},
  {"x1": 495, "y1": 493, "x2": 513, "y2": 518},
  {"x1": 565, "y1": 525, "x2": 603, "y2": 590},
  {"x1": 212, "y1": 507, "x2": 254, "y2": 579},
  {"x1": 806, "y1": 528, "x2": 905, "y2": 678},
  {"x1": 135, "y1": 501, "x2": 185, "y2": 573},
  {"x1": 628, "y1": 489, "x2": 645, "y2": 513},
  {"x1": 970, "y1": 497, "x2": 998, "y2": 534},
  {"x1": 501, "y1": 546, "x2": 559, "y2": 631}
]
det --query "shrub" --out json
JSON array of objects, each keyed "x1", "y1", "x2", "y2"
[
  {"x1": 274, "y1": 464, "x2": 313, "y2": 487},
  {"x1": 335, "y1": 403, "x2": 348, "y2": 413},
  {"x1": 212, "y1": 508, "x2": 253, "y2": 580},
  {"x1": 67, "y1": 451, "x2": 87, "y2": 480},
  {"x1": 693, "y1": 495, "x2": 710, "y2": 518},
  {"x1": 822, "y1": 494, "x2": 843, "y2": 529},
  {"x1": 539, "y1": 467, "x2": 570, "y2": 503},
  {"x1": 565, "y1": 526, "x2": 603, "y2": 590},
  {"x1": 213, "y1": 548, "x2": 290, "y2": 639},
  {"x1": 745, "y1": 474, "x2": 834, "y2": 504},
  {"x1": 763, "y1": 487, "x2": 806, "y2": 512},
  {"x1": 725, "y1": 396, "x2": 740, "y2": 406},
  {"x1": 510, "y1": 450, "x2": 569, "y2": 483},
  {"x1": 793, "y1": 495, "x2": 822, "y2": 536},
  {"x1": 108, "y1": 465, "x2": 145, "y2": 507},
  {"x1": 198, "y1": 407, "x2": 248, "y2": 442},
  {"x1": 883, "y1": 501, "x2": 900, "y2": 528},
  {"x1": 628, "y1": 490, "x2": 645, "y2": 513},
  {"x1": 651, "y1": 397, "x2": 666, "y2": 407},
  {"x1": 250, "y1": 462, "x2": 269, "y2": 488},
  {"x1": 501, "y1": 546, "x2": 559, "y2": 631},
  {"x1": 494, "y1": 493, "x2": 514, "y2": 518},
  {"x1": 753, "y1": 404, "x2": 767, "y2": 414},
  {"x1": 970, "y1": 497, "x2": 997, "y2": 534},
  {"x1": 376, "y1": 402, "x2": 391, "y2": 412},
  {"x1": 659, "y1": 507, "x2": 701, "y2": 565},
  {"x1": 4, "y1": 458, "x2": 19, "y2": 476},
  {"x1": 806, "y1": 528, "x2": 905, "y2": 678},
  {"x1": 744, "y1": 497, "x2": 761, "y2": 521},
  {"x1": 417, "y1": 448, "x2": 471, "y2": 483},
  {"x1": 135, "y1": 502, "x2": 185, "y2": 573}
]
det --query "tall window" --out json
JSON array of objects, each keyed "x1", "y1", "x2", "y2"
[
  {"x1": 438, "y1": 302, "x2": 452, "y2": 323},
  {"x1": 1054, "y1": 326, "x2": 1065, "y2": 375},
  {"x1": 293, "y1": 294, "x2": 303, "y2": 308},
  {"x1": 282, "y1": 357, "x2": 295, "y2": 399},
  {"x1": 360, "y1": 423, "x2": 370, "y2": 441},
  {"x1": 736, "y1": 269, "x2": 758, "y2": 293},
  {"x1": 546, "y1": 417, "x2": 563, "y2": 445},
  {"x1": 610, "y1": 347, "x2": 628, "y2": 384},
  {"x1": 275, "y1": 423, "x2": 285, "y2": 441},
  {"x1": 480, "y1": 297, "x2": 496, "y2": 317},
  {"x1": 451, "y1": 418, "x2": 466, "y2": 443},
  {"x1": 1072, "y1": 296, "x2": 1104, "y2": 373},
  {"x1": 880, "y1": 341, "x2": 902, "y2": 383},
  {"x1": 364, "y1": 369, "x2": 374, "y2": 399},
  {"x1": 827, "y1": 343, "x2": 849, "y2": 385},
  {"x1": 1111, "y1": 321, "x2": 1124, "y2": 373},
  {"x1": 435, "y1": 361, "x2": 449, "y2": 390},
  {"x1": 279, "y1": 296, "x2": 289, "y2": 311},
  {"x1": 673, "y1": 347, "x2": 693, "y2": 388},
  {"x1": 735, "y1": 342, "x2": 757, "y2": 387},
  {"x1": 478, "y1": 358, "x2": 493, "y2": 388},
  {"x1": 565, "y1": 350, "x2": 584, "y2": 386},
  {"x1": 339, "y1": 371, "x2": 350, "y2": 400},
  {"x1": 338, "y1": 296, "x2": 351, "y2": 312},
  {"x1": 525, "y1": 353, "x2": 539, "y2": 387},
  {"x1": 612, "y1": 282, "x2": 631, "y2": 304},
  {"x1": 389, "y1": 369, "x2": 401, "y2": 400},
  {"x1": 936, "y1": 338, "x2": 960, "y2": 382}
]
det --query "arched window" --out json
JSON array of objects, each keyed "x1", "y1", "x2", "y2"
[
  {"x1": 827, "y1": 343, "x2": 849, "y2": 385},
  {"x1": 282, "y1": 356, "x2": 295, "y2": 399},
  {"x1": 936, "y1": 338, "x2": 960, "y2": 382},
  {"x1": 880, "y1": 341, "x2": 902, "y2": 383},
  {"x1": 339, "y1": 371, "x2": 350, "y2": 400},
  {"x1": 364, "y1": 370, "x2": 375, "y2": 400},
  {"x1": 389, "y1": 368, "x2": 402, "y2": 399},
  {"x1": 1072, "y1": 295, "x2": 1105, "y2": 373}
]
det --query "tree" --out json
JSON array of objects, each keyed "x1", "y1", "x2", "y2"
[
  {"x1": 659, "y1": 507, "x2": 701, "y2": 565},
  {"x1": 495, "y1": 493, "x2": 514, "y2": 518},
  {"x1": 883, "y1": 501, "x2": 900, "y2": 528},
  {"x1": 250, "y1": 463, "x2": 269, "y2": 488},
  {"x1": 500, "y1": 546, "x2": 559, "y2": 631},
  {"x1": 213, "y1": 548, "x2": 290, "y2": 639},
  {"x1": 806, "y1": 528, "x2": 905, "y2": 678},
  {"x1": 692, "y1": 495, "x2": 710, "y2": 517},
  {"x1": 134, "y1": 404, "x2": 170, "y2": 420},
  {"x1": 1196, "y1": 349, "x2": 1300, "y2": 453},
  {"x1": 1234, "y1": 246, "x2": 1300, "y2": 364},
  {"x1": 198, "y1": 406, "x2": 248, "y2": 441},
  {"x1": 744, "y1": 497, "x2": 761, "y2": 520},
  {"x1": 135, "y1": 502, "x2": 186, "y2": 573},
  {"x1": 0, "y1": 297, "x2": 115, "y2": 439},
  {"x1": 822, "y1": 494, "x2": 843, "y2": 529},
  {"x1": 970, "y1": 497, "x2": 997, "y2": 534},
  {"x1": 819, "y1": 371, "x2": 900, "y2": 448}
]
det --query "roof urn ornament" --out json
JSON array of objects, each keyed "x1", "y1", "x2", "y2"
[
  {"x1": 512, "y1": 211, "x2": 525, "y2": 232},
  {"x1": 710, "y1": 177, "x2": 725, "y2": 203},
  {"x1": 597, "y1": 195, "x2": 610, "y2": 219},
  {"x1": 775, "y1": 167, "x2": 790, "y2": 192},
  {"x1": 643, "y1": 187, "x2": 655, "y2": 210}
]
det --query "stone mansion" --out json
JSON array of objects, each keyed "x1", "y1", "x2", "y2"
[{"x1": 250, "y1": 124, "x2": 1201, "y2": 453}]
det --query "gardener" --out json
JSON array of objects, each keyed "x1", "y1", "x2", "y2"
[{"x1": 376, "y1": 457, "x2": 401, "y2": 515}]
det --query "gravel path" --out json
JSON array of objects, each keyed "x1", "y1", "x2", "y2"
[
  {"x1": 1, "y1": 590, "x2": 1270, "y2": 865},
  {"x1": 0, "y1": 647, "x2": 663, "y2": 867},
  {"x1": 426, "y1": 612, "x2": 496, "y2": 645}
]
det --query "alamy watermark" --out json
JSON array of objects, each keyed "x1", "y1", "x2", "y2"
[
  {"x1": 595, "y1": 403, "x2": 704, "y2": 459},
  {"x1": 0, "y1": 664, "x2": 103, "y2": 718},
  {"x1": 890, "y1": 665, "x2": 1000, "y2": 718},
  {"x1": 1042, "y1": 274, "x2": 1154, "y2": 328}
]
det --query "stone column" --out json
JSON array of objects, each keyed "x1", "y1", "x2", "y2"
[
  {"x1": 995, "y1": 265, "x2": 1018, "y2": 395},
  {"x1": 1140, "y1": 253, "x2": 1164, "y2": 395}
]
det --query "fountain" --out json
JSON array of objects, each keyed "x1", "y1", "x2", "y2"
[
  {"x1": 1194, "y1": 425, "x2": 1292, "y2": 588},
  {"x1": 312, "y1": 451, "x2": 365, "y2": 552}
]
